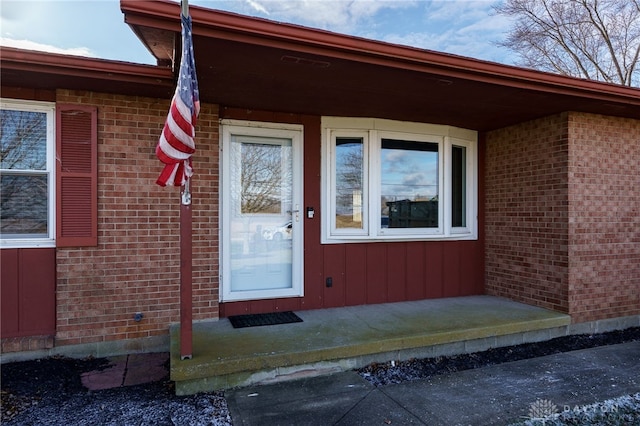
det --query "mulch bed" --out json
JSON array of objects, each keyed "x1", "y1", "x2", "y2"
[
  {"x1": 1, "y1": 327, "x2": 638, "y2": 424},
  {"x1": 1, "y1": 356, "x2": 112, "y2": 422},
  {"x1": 358, "y1": 327, "x2": 640, "y2": 386}
]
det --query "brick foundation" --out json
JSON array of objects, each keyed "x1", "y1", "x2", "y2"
[{"x1": 1, "y1": 335, "x2": 54, "y2": 353}]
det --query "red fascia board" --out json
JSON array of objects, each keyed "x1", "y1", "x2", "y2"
[
  {"x1": 0, "y1": 46, "x2": 174, "y2": 87},
  {"x1": 121, "y1": 0, "x2": 640, "y2": 106}
]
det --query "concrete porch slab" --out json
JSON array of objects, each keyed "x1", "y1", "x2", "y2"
[{"x1": 170, "y1": 296, "x2": 571, "y2": 395}]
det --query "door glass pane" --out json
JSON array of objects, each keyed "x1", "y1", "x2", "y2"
[
  {"x1": 1, "y1": 174, "x2": 49, "y2": 237},
  {"x1": 335, "y1": 137, "x2": 364, "y2": 229},
  {"x1": 452, "y1": 145, "x2": 467, "y2": 227},
  {"x1": 1, "y1": 109, "x2": 47, "y2": 170},
  {"x1": 381, "y1": 139, "x2": 438, "y2": 228},
  {"x1": 229, "y1": 135, "x2": 293, "y2": 293}
]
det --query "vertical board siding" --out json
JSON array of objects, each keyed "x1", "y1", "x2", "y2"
[
  {"x1": 344, "y1": 244, "x2": 367, "y2": 306},
  {"x1": 323, "y1": 245, "x2": 346, "y2": 307},
  {"x1": 386, "y1": 243, "x2": 407, "y2": 303},
  {"x1": 424, "y1": 243, "x2": 445, "y2": 299},
  {"x1": 1, "y1": 250, "x2": 20, "y2": 336},
  {"x1": 218, "y1": 107, "x2": 484, "y2": 316},
  {"x1": 0, "y1": 248, "x2": 56, "y2": 338},
  {"x1": 365, "y1": 245, "x2": 388, "y2": 304},
  {"x1": 443, "y1": 243, "x2": 461, "y2": 297},
  {"x1": 405, "y1": 242, "x2": 426, "y2": 300},
  {"x1": 300, "y1": 115, "x2": 325, "y2": 311}
]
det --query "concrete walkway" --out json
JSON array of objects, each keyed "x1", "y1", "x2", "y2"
[
  {"x1": 80, "y1": 352, "x2": 169, "y2": 391},
  {"x1": 226, "y1": 340, "x2": 640, "y2": 425},
  {"x1": 170, "y1": 296, "x2": 571, "y2": 394}
]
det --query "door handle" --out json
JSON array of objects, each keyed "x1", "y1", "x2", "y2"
[{"x1": 287, "y1": 207, "x2": 300, "y2": 222}]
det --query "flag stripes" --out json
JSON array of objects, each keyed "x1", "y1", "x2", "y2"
[{"x1": 156, "y1": 12, "x2": 200, "y2": 187}]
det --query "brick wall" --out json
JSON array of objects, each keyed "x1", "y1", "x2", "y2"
[
  {"x1": 568, "y1": 113, "x2": 640, "y2": 322},
  {"x1": 485, "y1": 112, "x2": 640, "y2": 323},
  {"x1": 54, "y1": 90, "x2": 219, "y2": 346},
  {"x1": 485, "y1": 113, "x2": 570, "y2": 313}
]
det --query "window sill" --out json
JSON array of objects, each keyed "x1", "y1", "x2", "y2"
[
  {"x1": 321, "y1": 233, "x2": 478, "y2": 244},
  {"x1": 1, "y1": 239, "x2": 56, "y2": 249}
]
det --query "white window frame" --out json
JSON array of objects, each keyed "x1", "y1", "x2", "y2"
[
  {"x1": 0, "y1": 99, "x2": 56, "y2": 248},
  {"x1": 329, "y1": 130, "x2": 370, "y2": 237},
  {"x1": 448, "y1": 137, "x2": 476, "y2": 236},
  {"x1": 321, "y1": 117, "x2": 477, "y2": 243}
]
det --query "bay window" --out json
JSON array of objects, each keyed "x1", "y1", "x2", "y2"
[{"x1": 322, "y1": 117, "x2": 477, "y2": 243}]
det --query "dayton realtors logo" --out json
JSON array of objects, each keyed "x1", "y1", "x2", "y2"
[
  {"x1": 528, "y1": 399, "x2": 559, "y2": 419},
  {"x1": 527, "y1": 397, "x2": 621, "y2": 423}
]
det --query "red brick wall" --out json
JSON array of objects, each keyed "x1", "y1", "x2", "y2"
[
  {"x1": 486, "y1": 112, "x2": 640, "y2": 323},
  {"x1": 568, "y1": 113, "x2": 640, "y2": 322},
  {"x1": 54, "y1": 90, "x2": 219, "y2": 346},
  {"x1": 485, "y1": 113, "x2": 570, "y2": 313}
]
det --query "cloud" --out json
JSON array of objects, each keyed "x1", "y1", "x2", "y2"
[
  {"x1": 1, "y1": 1, "x2": 59, "y2": 40},
  {"x1": 402, "y1": 171, "x2": 431, "y2": 187},
  {"x1": 246, "y1": 0, "x2": 270, "y2": 15},
  {"x1": 380, "y1": 1, "x2": 514, "y2": 63},
  {"x1": 235, "y1": 0, "x2": 417, "y2": 32},
  {"x1": 229, "y1": 0, "x2": 514, "y2": 64},
  {"x1": 1, "y1": 37, "x2": 93, "y2": 57},
  {"x1": 381, "y1": 148, "x2": 438, "y2": 199},
  {"x1": 1, "y1": 0, "x2": 154, "y2": 64},
  {"x1": 424, "y1": 0, "x2": 491, "y2": 22}
]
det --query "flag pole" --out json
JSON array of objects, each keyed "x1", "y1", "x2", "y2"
[
  {"x1": 179, "y1": 0, "x2": 193, "y2": 361},
  {"x1": 180, "y1": 179, "x2": 192, "y2": 360}
]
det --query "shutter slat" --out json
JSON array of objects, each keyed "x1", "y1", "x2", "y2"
[
  {"x1": 60, "y1": 110, "x2": 92, "y2": 173},
  {"x1": 56, "y1": 105, "x2": 97, "y2": 247},
  {"x1": 60, "y1": 177, "x2": 92, "y2": 237}
]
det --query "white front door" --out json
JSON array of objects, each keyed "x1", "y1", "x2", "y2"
[{"x1": 221, "y1": 121, "x2": 304, "y2": 302}]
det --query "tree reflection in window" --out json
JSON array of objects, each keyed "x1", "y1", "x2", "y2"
[
  {"x1": 1, "y1": 109, "x2": 49, "y2": 237},
  {"x1": 239, "y1": 141, "x2": 292, "y2": 214},
  {"x1": 335, "y1": 137, "x2": 364, "y2": 229}
]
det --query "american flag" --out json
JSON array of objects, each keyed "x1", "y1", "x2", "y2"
[{"x1": 156, "y1": 12, "x2": 200, "y2": 187}]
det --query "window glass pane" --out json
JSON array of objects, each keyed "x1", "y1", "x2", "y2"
[
  {"x1": 381, "y1": 139, "x2": 438, "y2": 228},
  {"x1": 452, "y1": 145, "x2": 467, "y2": 227},
  {"x1": 335, "y1": 137, "x2": 364, "y2": 229},
  {"x1": 1, "y1": 174, "x2": 49, "y2": 237},
  {"x1": 232, "y1": 138, "x2": 291, "y2": 215},
  {"x1": 1, "y1": 109, "x2": 47, "y2": 170}
]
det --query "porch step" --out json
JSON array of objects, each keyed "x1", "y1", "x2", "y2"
[{"x1": 169, "y1": 296, "x2": 570, "y2": 395}]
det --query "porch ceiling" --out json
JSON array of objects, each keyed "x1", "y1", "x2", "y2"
[{"x1": 122, "y1": 0, "x2": 640, "y2": 133}]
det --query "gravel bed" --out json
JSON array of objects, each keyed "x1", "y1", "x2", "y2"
[
  {"x1": 1, "y1": 356, "x2": 231, "y2": 426},
  {"x1": 357, "y1": 327, "x2": 640, "y2": 386}
]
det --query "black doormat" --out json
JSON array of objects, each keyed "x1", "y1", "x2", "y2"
[{"x1": 228, "y1": 311, "x2": 303, "y2": 329}]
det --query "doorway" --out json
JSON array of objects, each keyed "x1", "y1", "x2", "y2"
[{"x1": 220, "y1": 121, "x2": 304, "y2": 302}]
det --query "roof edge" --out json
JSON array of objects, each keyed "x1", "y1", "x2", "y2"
[
  {"x1": 0, "y1": 46, "x2": 174, "y2": 86},
  {"x1": 121, "y1": 0, "x2": 640, "y2": 105}
]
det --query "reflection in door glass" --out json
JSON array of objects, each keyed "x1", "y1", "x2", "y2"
[
  {"x1": 240, "y1": 143, "x2": 283, "y2": 214},
  {"x1": 229, "y1": 135, "x2": 293, "y2": 293}
]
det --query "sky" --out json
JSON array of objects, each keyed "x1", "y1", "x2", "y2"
[{"x1": 1, "y1": 0, "x2": 515, "y2": 66}]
